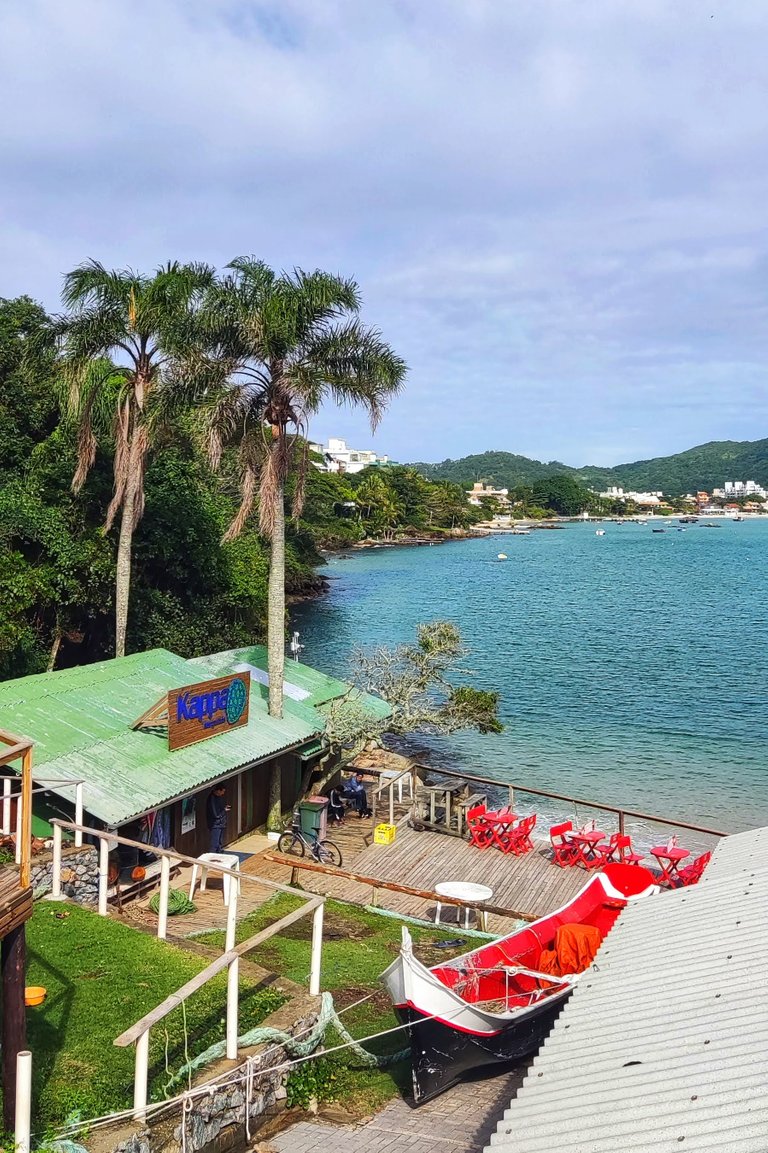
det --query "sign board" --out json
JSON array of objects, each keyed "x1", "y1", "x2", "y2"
[{"x1": 167, "y1": 673, "x2": 250, "y2": 752}]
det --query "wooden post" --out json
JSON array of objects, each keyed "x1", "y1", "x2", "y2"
[
  {"x1": 14, "y1": 1050, "x2": 32, "y2": 1153},
  {"x1": 508, "y1": 785, "x2": 515, "y2": 811},
  {"x1": 74, "y1": 783, "x2": 84, "y2": 848},
  {"x1": 618, "y1": 810, "x2": 625, "y2": 836},
  {"x1": 133, "y1": 1028, "x2": 149, "y2": 1120},
  {"x1": 51, "y1": 822, "x2": 62, "y2": 900},
  {"x1": 20, "y1": 747, "x2": 32, "y2": 889},
  {"x1": 309, "y1": 901, "x2": 324, "y2": 995},
  {"x1": 157, "y1": 855, "x2": 170, "y2": 940},
  {"x1": 388, "y1": 784, "x2": 394, "y2": 826},
  {"x1": 2, "y1": 926, "x2": 27, "y2": 1131},
  {"x1": 2, "y1": 776, "x2": 10, "y2": 835},
  {"x1": 98, "y1": 837, "x2": 109, "y2": 915},
  {"x1": 15, "y1": 799, "x2": 22, "y2": 866}
]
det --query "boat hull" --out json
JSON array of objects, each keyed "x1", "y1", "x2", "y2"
[{"x1": 396, "y1": 996, "x2": 566, "y2": 1104}]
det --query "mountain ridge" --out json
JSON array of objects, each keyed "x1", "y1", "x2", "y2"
[{"x1": 409, "y1": 438, "x2": 768, "y2": 495}]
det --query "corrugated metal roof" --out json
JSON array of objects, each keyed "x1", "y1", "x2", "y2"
[
  {"x1": 486, "y1": 829, "x2": 768, "y2": 1153},
  {"x1": 0, "y1": 649, "x2": 319, "y2": 826},
  {"x1": 188, "y1": 644, "x2": 392, "y2": 719}
]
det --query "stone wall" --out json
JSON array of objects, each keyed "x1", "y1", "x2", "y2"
[
  {"x1": 102, "y1": 997, "x2": 321, "y2": 1153},
  {"x1": 30, "y1": 843, "x2": 99, "y2": 904}
]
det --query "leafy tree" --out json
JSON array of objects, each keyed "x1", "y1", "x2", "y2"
[
  {"x1": 323, "y1": 621, "x2": 503, "y2": 752},
  {"x1": 57, "y1": 260, "x2": 215, "y2": 657},
  {"x1": 354, "y1": 473, "x2": 404, "y2": 538}
]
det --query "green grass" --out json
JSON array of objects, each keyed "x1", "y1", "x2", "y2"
[
  {"x1": 20, "y1": 904, "x2": 284, "y2": 1127},
  {"x1": 197, "y1": 894, "x2": 473, "y2": 1116}
]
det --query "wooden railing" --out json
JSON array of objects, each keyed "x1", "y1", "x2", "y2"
[
  {"x1": 412, "y1": 764, "x2": 728, "y2": 841},
  {"x1": 370, "y1": 766, "x2": 414, "y2": 826}
]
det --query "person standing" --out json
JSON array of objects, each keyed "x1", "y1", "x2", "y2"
[{"x1": 206, "y1": 784, "x2": 230, "y2": 852}]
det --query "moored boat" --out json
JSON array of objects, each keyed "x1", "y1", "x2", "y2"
[{"x1": 381, "y1": 863, "x2": 657, "y2": 1104}]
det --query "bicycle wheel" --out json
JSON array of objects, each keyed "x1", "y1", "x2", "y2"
[
  {"x1": 277, "y1": 831, "x2": 305, "y2": 858},
  {"x1": 315, "y1": 839, "x2": 343, "y2": 868}
]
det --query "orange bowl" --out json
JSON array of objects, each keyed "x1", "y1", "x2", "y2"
[{"x1": 25, "y1": 986, "x2": 47, "y2": 1007}]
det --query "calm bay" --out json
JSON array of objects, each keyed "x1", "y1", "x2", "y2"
[{"x1": 292, "y1": 519, "x2": 768, "y2": 833}]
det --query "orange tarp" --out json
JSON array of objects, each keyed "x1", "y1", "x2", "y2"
[{"x1": 538, "y1": 923, "x2": 602, "y2": 977}]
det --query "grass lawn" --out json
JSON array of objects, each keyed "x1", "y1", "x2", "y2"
[
  {"x1": 197, "y1": 893, "x2": 473, "y2": 1116},
  {"x1": 18, "y1": 904, "x2": 284, "y2": 1128}
]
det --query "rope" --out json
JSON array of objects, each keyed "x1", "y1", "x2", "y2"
[
  {"x1": 149, "y1": 888, "x2": 196, "y2": 916},
  {"x1": 162, "y1": 991, "x2": 406, "y2": 1094}
]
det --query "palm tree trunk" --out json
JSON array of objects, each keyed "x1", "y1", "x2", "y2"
[
  {"x1": 115, "y1": 432, "x2": 142, "y2": 658},
  {"x1": 266, "y1": 474, "x2": 286, "y2": 831}
]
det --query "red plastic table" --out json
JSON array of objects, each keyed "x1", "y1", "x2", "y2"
[
  {"x1": 484, "y1": 811, "x2": 518, "y2": 852},
  {"x1": 650, "y1": 845, "x2": 690, "y2": 887},
  {"x1": 566, "y1": 830, "x2": 606, "y2": 868}
]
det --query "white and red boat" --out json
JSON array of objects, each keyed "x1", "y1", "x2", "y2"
[{"x1": 381, "y1": 862, "x2": 658, "y2": 1103}]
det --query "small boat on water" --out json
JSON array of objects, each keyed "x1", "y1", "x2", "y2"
[
  {"x1": 381, "y1": 863, "x2": 657, "y2": 1104},
  {"x1": 595, "y1": 529, "x2": 605, "y2": 536},
  {"x1": 652, "y1": 528, "x2": 666, "y2": 533},
  {"x1": 497, "y1": 553, "x2": 508, "y2": 560}
]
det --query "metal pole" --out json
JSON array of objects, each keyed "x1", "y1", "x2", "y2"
[
  {"x1": 2, "y1": 776, "x2": 10, "y2": 835},
  {"x1": 74, "y1": 783, "x2": 84, "y2": 848},
  {"x1": 157, "y1": 855, "x2": 170, "y2": 940},
  {"x1": 98, "y1": 837, "x2": 109, "y2": 916},
  {"x1": 133, "y1": 1029, "x2": 149, "y2": 1120},
  {"x1": 51, "y1": 823, "x2": 62, "y2": 900},
  {"x1": 14, "y1": 1050, "x2": 32, "y2": 1153},
  {"x1": 309, "y1": 902, "x2": 324, "y2": 995}
]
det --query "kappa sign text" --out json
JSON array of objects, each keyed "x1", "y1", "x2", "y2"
[{"x1": 167, "y1": 673, "x2": 250, "y2": 751}]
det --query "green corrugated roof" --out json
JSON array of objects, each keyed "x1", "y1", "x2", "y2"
[
  {"x1": 188, "y1": 645, "x2": 391, "y2": 720},
  {"x1": 0, "y1": 649, "x2": 319, "y2": 827}
]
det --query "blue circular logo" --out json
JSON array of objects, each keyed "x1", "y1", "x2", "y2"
[{"x1": 226, "y1": 678, "x2": 247, "y2": 725}]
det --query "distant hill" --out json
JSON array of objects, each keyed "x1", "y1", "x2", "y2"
[{"x1": 410, "y1": 439, "x2": 768, "y2": 495}]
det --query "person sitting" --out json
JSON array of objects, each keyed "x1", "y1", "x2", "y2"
[
  {"x1": 328, "y1": 786, "x2": 346, "y2": 826},
  {"x1": 343, "y1": 771, "x2": 372, "y2": 818}
]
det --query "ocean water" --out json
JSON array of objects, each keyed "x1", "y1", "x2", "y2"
[{"x1": 292, "y1": 520, "x2": 768, "y2": 834}]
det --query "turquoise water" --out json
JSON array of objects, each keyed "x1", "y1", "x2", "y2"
[{"x1": 292, "y1": 520, "x2": 768, "y2": 833}]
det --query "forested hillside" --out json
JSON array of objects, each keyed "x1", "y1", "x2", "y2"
[{"x1": 412, "y1": 439, "x2": 768, "y2": 494}]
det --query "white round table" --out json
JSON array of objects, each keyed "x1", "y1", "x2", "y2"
[{"x1": 434, "y1": 881, "x2": 494, "y2": 931}]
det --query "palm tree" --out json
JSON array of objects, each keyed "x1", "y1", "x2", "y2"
[
  {"x1": 58, "y1": 260, "x2": 215, "y2": 657},
  {"x1": 185, "y1": 259, "x2": 406, "y2": 826}
]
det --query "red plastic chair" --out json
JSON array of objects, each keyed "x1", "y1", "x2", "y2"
[
  {"x1": 466, "y1": 804, "x2": 493, "y2": 850},
  {"x1": 675, "y1": 850, "x2": 711, "y2": 887},
  {"x1": 550, "y1": 821, "x2": 579, "y2": 867},
  {"x1": 596, "y1": 833, "x2": 644, "y2": 866},
  {"x1": 504, "y1": 813, "x2": 537, "y2": 855}
]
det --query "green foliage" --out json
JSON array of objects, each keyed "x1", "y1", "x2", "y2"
[
  {"x1": 286, "y1": 1056, "x2": 352, "y2": 1108},
  {"x1": 19, "y1": 904, "x2": 284, "y2": 1126}
]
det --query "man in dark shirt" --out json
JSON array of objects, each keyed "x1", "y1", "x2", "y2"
[
  {"x1": 343, "y1": 772, "x2": 372, "y2": 818},
  {"x1": 206, "y1": 785, "x2": 230, "y2": 852}
]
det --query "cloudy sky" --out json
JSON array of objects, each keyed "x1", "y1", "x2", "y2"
[{"x1": 2, "y1": 0, "x2": 767, "y2": 465}]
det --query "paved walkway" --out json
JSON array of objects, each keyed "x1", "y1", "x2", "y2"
[{"x1": 267, "y1": 1064, "x2": 528, "y2": 1153}]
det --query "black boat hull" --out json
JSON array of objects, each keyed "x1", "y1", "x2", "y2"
[{"x1": 396, "y1": 995, "x2": 569, "y2": 1104}]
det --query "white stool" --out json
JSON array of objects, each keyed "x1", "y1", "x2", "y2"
[
  {"x1": 435, "y1": 881, "x2": 494, "y2": 931},
  {"x1": 189, "y1": 852, "x2": 241, "y2": 905}
]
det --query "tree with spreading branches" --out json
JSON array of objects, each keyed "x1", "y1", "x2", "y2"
[
  {"x1": 177, "y1": 258, "x2": 406, "y2": 827},
  {"x1": 57, "y1": 260, "x2": 215, "y2": 657}
]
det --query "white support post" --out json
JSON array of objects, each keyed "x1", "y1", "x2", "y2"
[
  {"x1": 14, "y1": 1050, "x2": 32, "y2": 1153},
  {"x1": 2, "y1": 776, "x2": 11, "y2": 835},
  {"x1": 74, "y1": 783, "x2": 84, "y2": 847},
  {"x1": 133, "y1": 1028, "x2": 150, "y2": 1120},
  {"x1": 226, "y1": 955, "x2": 239, "y2": 1060},
  {"x1": 157, "y1": 855, "x2": 171, "y2": 940},
  {"x1": 309, "y1": 902, "x2": 324, "y2": 996},
  {"x1": 98, "y1": 836, "x2": 109, "y2": 916},
  {"x1": 15, "y1": 795, "x2": 22, "y2": 865},
  {"x1": 225, "y1": 882, "x2": 239, "y2": 1059},
  {"x1": 389, "y1": 785, "x2": 394, "y2": 826},
  {"x1": 51, "y1": 823, "x2": 62, "y2": 900}
]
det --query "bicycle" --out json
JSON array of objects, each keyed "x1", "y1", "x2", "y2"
[{"x1": 277, "y1": 811, "x2": 343, "y2": 867}]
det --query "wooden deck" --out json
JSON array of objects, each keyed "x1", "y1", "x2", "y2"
[
  {"x1": 244, "y1": 822, "x2": 589, "y2": 934},
  {"x1": 0, "y1": 867, "x2": 32, "y2": 937}
]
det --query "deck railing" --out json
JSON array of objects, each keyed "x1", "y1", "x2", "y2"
[
  {"x1": 412, "y1": 764, "x2": 728, "y2": 842},
  {"x1": 370, "y1": 766, "x2": 414, "y2": 826}
]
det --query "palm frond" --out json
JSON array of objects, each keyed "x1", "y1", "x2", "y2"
[{"x1": 296, "y1": 320, "x2": 406, "y2": 429}]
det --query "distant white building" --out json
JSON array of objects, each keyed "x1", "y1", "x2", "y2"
[
  {"x1": 712, "y1": 480, "x2": 767, "y2": 499},
  {"x1": 308, "y1": 437, "x2": 392, "y2": 474},
  {"x1": 599, "y1": 486, "x2": 664, "y2": 506},
  {"x1": 467, "y1": 482, "x2": 510, "y2": 507}
]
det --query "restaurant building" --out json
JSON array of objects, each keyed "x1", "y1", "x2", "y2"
[{"x1": 0, "y1": 645, "x2": 388, "y2": 863}]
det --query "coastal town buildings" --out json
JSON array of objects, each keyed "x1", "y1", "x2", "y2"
[
  {"x1": 598, "y1": 487, "x2": 664, "y2": 506},
  {"x1": 712, "y1": 479, "x2": 767, "y2": 499},
  {"x1": 308, "y1": 437, "x2": 393, "y2": 474},
  {"x1": 466, "y1": 481, "x2": 511, "y2": 507}
]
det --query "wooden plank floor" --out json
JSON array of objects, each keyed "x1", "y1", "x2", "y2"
[{"x1": 244, "y1": 823, "x2": 590, "y2": 934}]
